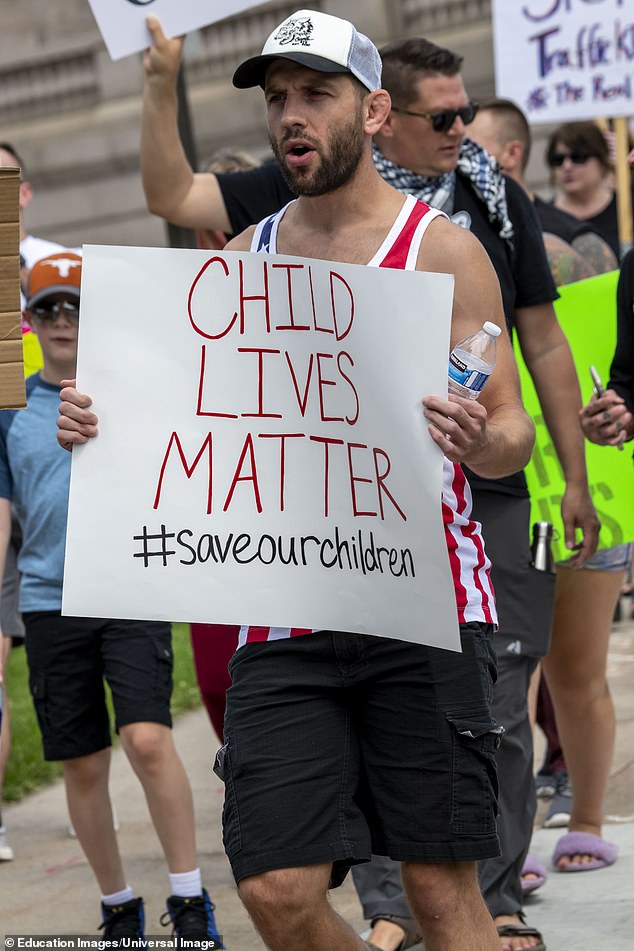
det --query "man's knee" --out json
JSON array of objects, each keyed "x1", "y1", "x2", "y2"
[
  {"x1": 120, "y1": 721, "x2": 172, "y2": 771},
  {"x1": 403, "y1": 861, "x2": 480, "y2": 921},
  {"x1": 239, "y1": 866, "x2": 329, "y2": 927},
  {"x1": 63, "y1": 748, "x2": 110, "y2": 789}
]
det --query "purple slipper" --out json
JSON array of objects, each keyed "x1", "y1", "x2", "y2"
[
  {"x1": 521, "y1": 853, "x2": 548, "y2": 893},
  {"x1": 553, "y1": 831, "x2": 619, "y2": 872}
]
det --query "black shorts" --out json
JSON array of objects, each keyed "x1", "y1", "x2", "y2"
[
  {"x1": 218, "y1": 624, "x2": 501, "y2": 886},
  {"x1": 23, "y1": 612, "x2": 173, "y2": 761}
]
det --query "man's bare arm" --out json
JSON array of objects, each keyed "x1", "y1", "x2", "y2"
[
  {"x1": 515, "y1": 301, "x2": 599, "y2": 563},
  {"x1": 420, "y1": 220, "x2": 534, "y2": 478},
  {"x1": 141, "y1": 16, "x2": 232, "y2": 232}
]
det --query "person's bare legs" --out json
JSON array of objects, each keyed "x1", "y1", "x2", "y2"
[
  {"x1": 63, "y1": 748, "x2": 126, "y2": 893},
  {"x1": 239, "y1": 864, "x2": 368, "y2": 950},
  {"x1": 543, "y1": 566, "x2": 622, "y2": 868},
  {"x1": 119, "y1": 722, "x2": 197, "y2": 872},
  {"x1": 0, "y1": 637, "x2": 13, "y2": 859},
  {"x1": 0, "y1": 636, "x2": 11, "y2": 799},
  {"x1": 403, "y1": 861, "x2": 499, "y2": 951}
]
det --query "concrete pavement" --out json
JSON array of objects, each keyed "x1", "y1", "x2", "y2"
[{"x1": 1, "y1": 611, "x2": 634, "y2": 948}]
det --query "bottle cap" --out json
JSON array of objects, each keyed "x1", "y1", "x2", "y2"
[{"x1": 483, "y1": 321, "x2": 502, "y2": 337}]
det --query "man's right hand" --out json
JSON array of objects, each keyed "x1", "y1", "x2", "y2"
[
  {"x1": 143, "y1": 15, "x2": 184, "y2": 85},
  {"x1": 57, "y1": 380, "x2": 99, "y2": 452}
]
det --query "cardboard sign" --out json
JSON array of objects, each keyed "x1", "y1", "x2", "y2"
[
  {"x1": 492, "y1": 0, "x2": 634, "y2": 124},
  {"x1": 515, "y1": 270, "x2": 634, "y2": 559},
  {"x1": 62, "y1": 245, "x2": 461, "y2": 649},
  {"x1": 87, "y1": 0, "x2": 269, "y2": 61},
  {"x1": 0, "y1": 167, "x2": 25, "y2": 410}
]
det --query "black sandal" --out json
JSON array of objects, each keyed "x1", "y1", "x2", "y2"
[{"x1": 496, "y1": 920, "x2": 546, "y2": 951}]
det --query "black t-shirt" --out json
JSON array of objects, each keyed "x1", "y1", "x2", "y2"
[
  {"x1": 610, "y1": 247, "x2": 634, "y2": 414},
  {"x1": 586, "y1": 194, "x2": 620, "y2": 260},
  {"x1": 217, "y1": 163, "x2": 558, "y2": 497},
  {"x1": 218, "y1": 161, "x2": 294, "y2": 236},
  {"x1": 452, "y1": 175, "x2": 558, "y2": 496},
  {"x1": 548, "y1": 192, "x2": 634, "y2": 262},
  {"x1": 533, "y1": 195, "x2": 594, "y2": 244}
]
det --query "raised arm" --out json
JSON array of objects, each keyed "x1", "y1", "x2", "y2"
[
  {"x1": 420, "y1": 220, "x2": 535, "y2": 479},
  {"x1": 141, "y1": 16, "x2": 232, "y2": 232}
]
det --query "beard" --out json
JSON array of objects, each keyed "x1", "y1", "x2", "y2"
[{"x1": 270, "y1": 110, "x2": 365, "y2": 197}]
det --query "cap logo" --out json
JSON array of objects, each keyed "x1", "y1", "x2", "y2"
[
  {"x1": 40, "y1": 257, "x2": 82, "y2": 278},
  {"x1": 274, "y1": 15, "x2": 314, "y2": 48}
]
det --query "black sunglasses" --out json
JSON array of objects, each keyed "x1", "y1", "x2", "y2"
[
  {"x1": 549, "y1": 151, "x2": 593, "y2": 167},
  {"x1": 30, "y1": 300, "x2": 80, "y2": 321},
  {"x1": 391, "y1": 101, "x2": 479, "y2": 133}
]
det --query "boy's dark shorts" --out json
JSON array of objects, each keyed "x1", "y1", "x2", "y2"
[
  {"x1": 218, "y1": 623, "x2": 501, "y2": 886},
  {"x1": 23, "y1": 612, "x2": 173, "y2": 761}
]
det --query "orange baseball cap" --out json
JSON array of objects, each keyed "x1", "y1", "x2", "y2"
[{"x1": 26, "y1": 252, "x2": 82, "y2": 309}]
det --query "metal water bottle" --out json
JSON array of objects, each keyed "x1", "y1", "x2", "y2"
[{"x1": 531, "y1": 521, "x2": 555, "y2": 573}]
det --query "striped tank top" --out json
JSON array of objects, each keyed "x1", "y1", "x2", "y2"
[{"x1": 238, "y1": 194, "x2": 497, "y2": 648}]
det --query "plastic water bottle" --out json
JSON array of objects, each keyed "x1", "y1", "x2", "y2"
[{"x1": 448, "y1": 321, "x2": 502, "y2": 400}]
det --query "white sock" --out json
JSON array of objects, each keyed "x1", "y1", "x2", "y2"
[
  {"x1": 102, "y1": 886, "x2": 134, "y2": 906},
  {"x1": 169, "y1": 868, "x2": 202, "y2": 898}
]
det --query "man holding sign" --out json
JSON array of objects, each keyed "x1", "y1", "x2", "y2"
[{"x1": 59, "y1": 10, "x2": 535, "y2": 951}]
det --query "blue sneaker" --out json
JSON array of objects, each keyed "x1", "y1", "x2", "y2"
[
  {"x1": 99, "y1": 897, "x2": 145, "y2": 943},
  {"x1": 543, "y1": 769, "x2": 572, "y2": 829},
  {"x1": 161, "y1": 889, "x2": 224, "y2": 947}
]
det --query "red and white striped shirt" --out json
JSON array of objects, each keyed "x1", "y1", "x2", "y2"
[{"x1": 239, "y1": 195, "x2": 496, "y2": 648}]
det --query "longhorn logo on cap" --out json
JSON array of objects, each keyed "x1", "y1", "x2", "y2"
[{"x1": 40, "y1": 257, "x2": 82, "y2": 278}]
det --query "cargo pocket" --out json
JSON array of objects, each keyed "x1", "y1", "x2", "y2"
[
  {"x1": 446, "y1": 706, "x2": 503, "y2": 836},
  {"x1": 214, "y1": 742, "x2": 242, "y2": 855},
  {"x1": 29, "y1": 671, "x2": 50, "y2": 735},
  {"x1": 152, "y1": 638, "x2": 173, "y2": 698}
]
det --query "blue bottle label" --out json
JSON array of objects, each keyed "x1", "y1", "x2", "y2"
[{"x1": 448, "y1": 354, "x2": 490, "y2": 392}]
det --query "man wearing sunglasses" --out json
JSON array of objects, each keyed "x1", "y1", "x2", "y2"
[{"x1": 0, "y1": 253, "x2": 223, "y2": 943}]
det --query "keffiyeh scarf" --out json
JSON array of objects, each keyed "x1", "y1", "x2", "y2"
[{"x1": 372, "y1": 138, "x2": 514, "y2": 248}]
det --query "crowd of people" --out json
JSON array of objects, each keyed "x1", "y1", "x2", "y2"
[{"x1": 1, "y1": 7, "x2": 633, "y2": 951}]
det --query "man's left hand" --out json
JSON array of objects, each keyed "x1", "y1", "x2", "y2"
[{"x1": 423, "y1": 394, "x2": 489, "y2": 465}]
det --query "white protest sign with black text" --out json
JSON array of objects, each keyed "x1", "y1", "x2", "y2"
[
  {"x1": 87, "y1": 0, "x2": 269, "y2": 61},
  {"x1": 62, "y1": 245, "x2": 460, "y2": 650},
  {"x1": 492, "y1": 0, "x2": 634, "y2": 124}
]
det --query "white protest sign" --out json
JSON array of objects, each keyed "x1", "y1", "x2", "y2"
[
  {"x1": 492, "y1": 0, "x2": 634, "y2": 124},
  {"x1": 87, "y1": 0, "x2": 269, "y2": 61},
  {"x1": 62, "y1": 245, "x2": 460, "y2": 650}
]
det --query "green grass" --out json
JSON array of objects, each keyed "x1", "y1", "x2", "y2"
[{"x1": 3, "y1": 622, "x2": 201, "y2": 803}]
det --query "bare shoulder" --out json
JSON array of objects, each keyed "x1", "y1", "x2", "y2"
[
  {"x1": 225, "y1": 226, "x2": 256, "y2": 252},
  {"x1": 417, "y1": 216, "x2": 492, "y2": 276}
]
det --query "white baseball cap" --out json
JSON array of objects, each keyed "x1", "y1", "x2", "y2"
[{"x1": 232, "y1": 9, "x2": 382, "y2": 92}]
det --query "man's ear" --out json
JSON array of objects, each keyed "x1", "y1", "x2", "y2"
[
  {"x1": 365, "y1": 90, "x2": 392, "y2": 136},
  {"x1": 501, "y1": 139, "x2": 524, "y2": 175}
]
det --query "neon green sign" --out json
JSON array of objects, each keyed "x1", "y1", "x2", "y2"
[{"x1": 514, "y1": 271, "x2": 633, "y2": 559}]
